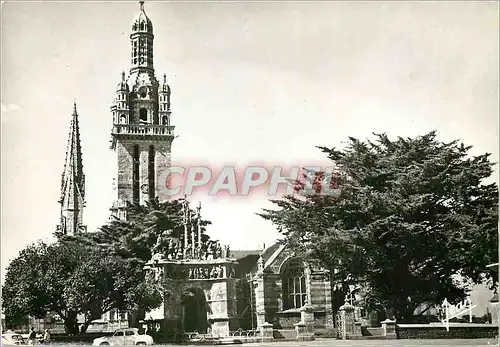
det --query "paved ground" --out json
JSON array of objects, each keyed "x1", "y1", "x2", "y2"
[
  {"x1": 179, "y1": 339, "x2": 498, "y2": 347},
  {"x1": 41, "y1": 339, "x2": 499, "y2": 346},
  {"x1": 230, "y1": 339, "x2": 495, "y2": 347}
]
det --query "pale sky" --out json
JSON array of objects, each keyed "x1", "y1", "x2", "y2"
[{"x1": 1, "y1": 1, "x2": 498, "y2": 287}]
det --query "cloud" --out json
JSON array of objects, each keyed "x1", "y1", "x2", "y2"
[{"x1": 1, "y1": 103, "x2": 22, "y2": 113}]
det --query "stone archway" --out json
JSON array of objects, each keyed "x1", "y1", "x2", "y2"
[{"x1": 181, "y1": 288, "x2": 210, "y2": 333}]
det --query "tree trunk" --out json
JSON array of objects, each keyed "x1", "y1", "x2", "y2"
[
  {"x1": 64, "y1": 311, "x2": 79, "y2": 335},
  {"x1": 127, "y1": 310, "x2": 139, "y2": 328}
]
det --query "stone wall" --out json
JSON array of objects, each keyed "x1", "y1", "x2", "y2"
[
  {"x1": 276, "y1": 312, "x2": 301, "y2": 328},
  {"x1": 396, "y1": 323, "x2": 498, "y2": 339},
  {"x1": 116, "y1": 141, "x2": 134, "y2": 202}
]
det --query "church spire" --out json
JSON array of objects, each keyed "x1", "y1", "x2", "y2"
[{"x1": 58, "y1": 102, "x2": 86, "y2": 235}]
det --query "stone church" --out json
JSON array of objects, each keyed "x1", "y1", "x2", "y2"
[{"x1": 58, "y1": 1, "x2": 339, "y2": 338}]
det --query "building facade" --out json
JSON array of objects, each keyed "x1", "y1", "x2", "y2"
[{"x1": 144, "y1": 224, "x2": 336, "y2": 338}]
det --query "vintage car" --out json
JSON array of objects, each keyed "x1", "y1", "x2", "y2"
[
  {"x1": 1, "y1": 332, "x2": 25, "y2": 345},
  {"x1": 92, "y1": 328, "x2": 154, "y2": 346}
]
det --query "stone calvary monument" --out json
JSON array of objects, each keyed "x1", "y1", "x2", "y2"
[{"x1": 144, "y1": 199, "x2": 239, "y2": 338}]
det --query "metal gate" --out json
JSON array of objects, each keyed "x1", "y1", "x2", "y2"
[{"x1": 335, "y1": 312, "x2": 345, "y2": 339}]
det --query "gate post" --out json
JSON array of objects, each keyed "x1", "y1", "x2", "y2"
[
  {"x1": 337, "y1": 302, "x2": 362, "y2": 339},
  {"x1": 381, "y1": 319, "x2": 396, "y2": 339}
]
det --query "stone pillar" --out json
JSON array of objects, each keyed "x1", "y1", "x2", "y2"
[
  {"x1": 253, "y1": 267, "x2": 266, "y2": 327},
  {"x1": 323, "y1": 273, "x2": 334, "y2": 329},
  {"x1": 300, "y1": 304, "x2": 315, "y2": 327},
  {"x1": 338, "y1": 303, "x2": 358, "y2": 339},
  {"x1": 381, "y1": 319, "x2": 396, "y2": 339},
  {"x1": 139, "y1": 144, "x2": 149, "y2": 205},
  {"x1": 259, "y1": 322, "x2": 274, "y2": 342},
  {"x1": 116, "y1": 141, "x2": 134, "y2": 202},
  {"x1": 155, "y1": 142, "x2": 172, "y2": 201},
  {"x1": 295, "y1": 321, "x2": 314, "y2": 341},
  {"x1": 304, "y1": 266, "x2": 312, "y2": 305}
]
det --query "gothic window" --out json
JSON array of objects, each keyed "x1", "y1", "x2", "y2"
[
  {"x1": 120, "y1": 114, "x2": 127, "y2": 124},
  {"x1": 140, "y1": 22, "x2": 145, "y2": 30},
  {"x1": 162, "y1": 116, "x2": 168, "y2": 126},
  {"x1": 140, "y1": 108, "x2": 148, "y2": 122},
  {"x1": 281, "y1": 258, "x2": 307, "y2": 310}
]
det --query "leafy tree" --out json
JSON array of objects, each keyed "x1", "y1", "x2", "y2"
[
  {"x1": 259, "y1": 132, "x2": 498, "y2": 322},
  {"x1": 2, "y1": 240, "x2": 117, "y2": 334}
]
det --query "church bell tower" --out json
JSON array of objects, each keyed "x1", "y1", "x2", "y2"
[{"x1": 110, "y1": 1, "x2": 174, "y2": 219}]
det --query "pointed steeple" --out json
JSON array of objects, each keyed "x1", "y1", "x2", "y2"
[{"x1": 58, "y1": 102, "x2": 86, "y2": 235}]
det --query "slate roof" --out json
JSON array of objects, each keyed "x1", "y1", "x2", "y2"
[
  {"x1": 230, "y1": 250, "x2": 261, "y2": 259},
  {"x1": 229, "y1": 242, "x2": 283, "y2": 263}
]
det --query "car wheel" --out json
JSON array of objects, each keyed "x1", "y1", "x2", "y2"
[{"x1": 100, "y1": 343, "x2": 110, "y2": 346}]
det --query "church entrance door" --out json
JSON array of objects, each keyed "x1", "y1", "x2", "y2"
[{"x1": 181, "y1": 288, "x2": 209, "y2": 333}]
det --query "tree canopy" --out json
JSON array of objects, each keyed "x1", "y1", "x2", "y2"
[{"x1": 259, "y1": 132, "x2": 498, "y2": 322}]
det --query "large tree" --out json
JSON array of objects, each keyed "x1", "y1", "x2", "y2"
[
  {"x1": 2, "y1": 240, "x2": 122, "y2": 334},
  {"x1": 259, "y1": 132, "x2": 498, "y2": 322}
]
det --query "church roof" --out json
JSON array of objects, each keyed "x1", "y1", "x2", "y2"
[{"x1": 230, "y1": 250, "x2": 261, "y2": 259}]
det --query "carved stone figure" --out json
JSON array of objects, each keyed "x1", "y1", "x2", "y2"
[
  {"x1": 210, "y1": 267, "x2": 217, "y2": 278},
  {"x1": 218, "y1": 265, "x2": 224, "y2": 278},
  {"x1": 223, "y1": 245, "x2": 230, "y2": 258},
  {"x1": 215, "y1": 242, "x2": 222, "y2": 258}
]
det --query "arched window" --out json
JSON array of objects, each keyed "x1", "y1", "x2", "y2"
[
  {"x1": 120, "y1": 114, "x2": 127, "y2": 124},
  {"x1": 162, "y1": 116, "x2": 168, "y2": 126},
  {"x1": 139, "y1": 108, "x2": 148, "y2": 123},
  {"x1": 281, "y1": 258, "x2": 307, "y2": 310}
]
